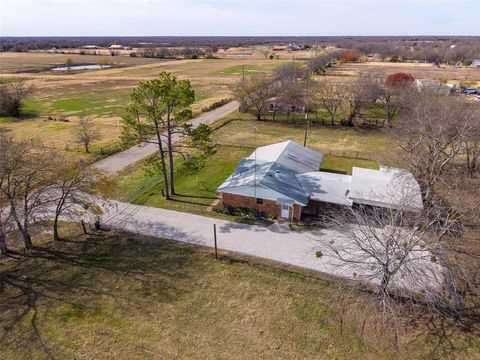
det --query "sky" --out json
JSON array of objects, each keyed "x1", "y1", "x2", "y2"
[{"x1": 1, "y1": 0, "x2": 479, "y2": 36}]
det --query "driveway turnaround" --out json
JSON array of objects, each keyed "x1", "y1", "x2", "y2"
[
  {"x1": 93, "y1": 100, "x2": 239, "y2": 174},
  {"x1": 98, "y1": 200, "x2": 443, "y2": 293}
]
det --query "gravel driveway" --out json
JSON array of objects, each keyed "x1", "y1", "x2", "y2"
[{"x1": 97, "y1": 199, "x2": 443, "y2": 293}]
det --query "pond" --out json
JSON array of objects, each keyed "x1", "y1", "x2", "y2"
[{"x1": 52, "y1": 64, "x2": 111, "y2": 71}]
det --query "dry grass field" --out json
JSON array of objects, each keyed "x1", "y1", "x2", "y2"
[
  {"x1": 1, "y1": 50, "x2": 479, "y2": 164},
  {"x1": 0, "y1": 52, "x2": 288, "y2": 161},
  {"x1": 1, "y1": 229, "x2": 478, "y2": 360},
  {"x1": 328, "y1": 61, "x2": 480, "y2": 86}
]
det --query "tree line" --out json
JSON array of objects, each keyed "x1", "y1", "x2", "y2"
[{"x1": 235, "y1": 59, "x2": 432, "y2": 128}]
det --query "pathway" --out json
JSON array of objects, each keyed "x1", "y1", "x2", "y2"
[{"x1": 92, "y1": 101, "x2": 239, "y2": 174}]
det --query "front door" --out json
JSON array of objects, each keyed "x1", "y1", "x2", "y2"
[{"x1": 281, "y1": 205, "x2": 290, "y2": 219}]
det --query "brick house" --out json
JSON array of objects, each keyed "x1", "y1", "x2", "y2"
[{"x1": 217, "y1": 141, "x2": 423, "y2": 221}]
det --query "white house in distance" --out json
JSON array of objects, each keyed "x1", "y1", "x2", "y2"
[
  {"x1": 109, "y1": 44, "x2": 131, "y2": 50},
  {"x1": 217, "y1": 141, "x2": 423, "y2": 220}
]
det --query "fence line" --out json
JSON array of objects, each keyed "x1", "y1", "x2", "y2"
[
  {"x1": 215, "y1": 140, "x2": 372, "y2": 160},
  {"x1": 28, "y1": 138, "x2": 123, "y2": 157}
]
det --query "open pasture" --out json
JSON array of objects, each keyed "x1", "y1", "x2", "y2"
[
  {"x1": 0, "y1": 51, "x2": 159, "y2": 73},
  {"x1": 329, "y1": 61, "x2": 480, "y2": 86},
  {"x1": 3, "y1": 229, "x2": 474, "y2": 359},
  {"x1": 0, "y1": 52, "x2": 287, "y2": 160}
]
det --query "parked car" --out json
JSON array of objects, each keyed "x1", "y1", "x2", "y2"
[{"x1": 463, "y1": 88, "x2": 479, "y2": 95}]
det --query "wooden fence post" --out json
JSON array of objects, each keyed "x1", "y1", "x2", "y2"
[
  {"x1": 80, "y1": 220, "x2": 88, "y2": 234},
  {"x1": 213, "y1": 224, "x2": 218, "y2": 260}
]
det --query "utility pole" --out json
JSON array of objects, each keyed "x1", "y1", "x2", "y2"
[
  {"x1": 252, "y1": 125, "x2": 258, "y2": 206},
  {"x1": 303, "y1": 71, "x2": 310, "y2": 147},
  {"x1": 242, "y1": 64, "x2": 245, "y2": 88}
]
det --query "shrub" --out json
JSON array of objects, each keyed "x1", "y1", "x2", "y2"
[
  {"x1": 385, "y1": 72, "x2": 415, "y2": 87},
  {"x1": 339, "y1": 51, "x2": 361, "y2": 63},
  {"x1": 315, "y1": 250, "x2": 323, "y2": 258},
  {"x1": 201, "y1": 98, "x2": 232, "y2": 112}
]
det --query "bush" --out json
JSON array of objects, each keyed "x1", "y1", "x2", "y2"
[
  {"x1": 385, "y1": 72, "x2": 415, "y2": 87},
  {"x1": 201, "y1": 98, "x2": 232, "y2": 112},
  {"x1": 339, "y1": 51, "x2": 361, "y2": 63},
  {"x1": 315, "y1": 250, "x2": 323, "y2": 258}
]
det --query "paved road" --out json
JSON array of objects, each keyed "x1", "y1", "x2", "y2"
[
  {"x1": 93, "y1": 101, "x2": 239, "y2": 174},
  {"x1": 95, "y1": 199, "x2": 442, "y2": 293}
]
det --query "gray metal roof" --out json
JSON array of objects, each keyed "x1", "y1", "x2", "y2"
[
  {"x1": 296, "y1": 171, "x2": 353, "y2": 206},
  {"x1": 349, "y1": 166, "x2": 423, "y2": 211},
  {"x1": 218, "y1": 141, "x2": 323, "y2": 205},
  {"x1": 218, "y1": 141, "x2": 424, "y2": 211}
]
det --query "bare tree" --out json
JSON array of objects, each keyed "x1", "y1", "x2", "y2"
[
  {"x1": 0, "y1": 179, "x2": 10, "y2": 255},
  {"x1": 261, "y1": 49, "x2": 271, "y2": 60},
  {"x1": 233, "y1": 74, "x2": 275, "y2": 121},
  {"x1": 0, "y1": 80, "x2": 32, "y2": 117},
  {"x1": 0, "y1": 136, "x2": 54, "y2": 250},
  {"x1": 50, "y1": 160, "x2": 109, "y2": 242},
  {"x1": 398, "y1": 95, "x2": 476, "y2": 204},
  {"x1": 74, "y1": 117, "x2": 101, "y2": 153},
  {"x1": 345, "y1": 78, "x2": 366, "y2": 126},
  {"x1": 307, "y1": 52, "x2": 338, "y2": 75},
  {"x1": 311, "y1": 79, "x2": 345, "y2": 125},
  {"x1": 273, "y1": 62, "x2": 305, "y2": 84},
  {"x1": 65, "y1": 57, "x2": 74, "y2": 74},
  {"x1": 321, "y1": 190, "x2": 471, "y2": 346},
  {"x1": 464, "y1": 117, "x2": 480, "y2": 176}
]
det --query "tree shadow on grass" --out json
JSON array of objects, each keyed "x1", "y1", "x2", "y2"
[
  {"x1": 0, "y1": 232, "x2": 205, "y2": 358},
  {"x1": 168, "y1": 197, "x2": 210, "y2": 207},
  {"x1": 174, "y1": 193, "x2": 217, "y2": 200},
  {"x1": 406, "y1": 306, "x2": 480, "y2": 358}
]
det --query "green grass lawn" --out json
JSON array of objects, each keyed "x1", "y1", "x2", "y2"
[
  {"x1": 116, "y1": 146, "x2": 252, "y2": 218},
  {"x1": 215, "y1": 115, "x2": 392, "y2": 162},
  {"x1": 115, "y1": 143, "x2": 376, "y2": 217},
  {"x1": 0, "y1": 77, "x2": 29, "y2": 84},
  {"x1": 321, "y1": 155, "x2": 379, "y2": 175},
  {"x1": 210, "y1": 63, "x2": 282, "y2": 77},
  {"x1": 1, "y1": 230, "x2": 477, "y2": 359}
]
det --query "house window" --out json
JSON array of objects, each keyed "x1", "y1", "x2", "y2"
[
  {"x1": 269, "y1": 103, "x2": 275, "y2": 112},
  {"x1": 256, "y1": 198, "x2": 264, "y2": 204},
  {"x1": 291, "y1": 105, "x2": 296, "y2": 112}
]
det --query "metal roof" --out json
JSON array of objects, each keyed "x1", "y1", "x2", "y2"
[
  {"x1": 218, "y1": 141, "x2": 323, "y2": 206},
  {"x1": 296, "y1": 171, "x2": 353, "y2": 206},
  {"x1": 218, "y1": 141, "x2": 423, "y2": 211},
  {"x1": 349, "y1": 166, "x2": 423, "y2": 211}
]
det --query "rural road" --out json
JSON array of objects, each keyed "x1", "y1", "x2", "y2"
[{"x1": 92, "y1": 100, "x2": 239, "y2": 174}]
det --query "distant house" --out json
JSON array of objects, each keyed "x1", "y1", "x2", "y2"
[
  {"x1": 369, "y1": 53, "x2": 382, "y2": 61},
  {"x1": 264, "y1": 97, "x2": 306, "y2": 115},
  {"x1": 470, "y1": 60, "x2": 480, "y2": 68},
  {"x1": 109, "y1": 44, "x2": 131, "y2": 50},
  {"x1": 217, "y1": 141, "x2": 423, "y2": 220},
  {"x1": 82, "y1": 45, "x2": 101, "y2": 49},
  {"x1": 415, "y1": 79, "x2": 454, "y2": 95},
  {"x1": 286, "y1": 43, "x2": 301, "y2": 52}
]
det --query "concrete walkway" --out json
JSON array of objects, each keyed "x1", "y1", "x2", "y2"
[
  {"x1": 93, "y1": 101, "x2": 239, "y2": 174},
  {"x1": 97, "y1": 199, "x2": 443, "y2": 293}
]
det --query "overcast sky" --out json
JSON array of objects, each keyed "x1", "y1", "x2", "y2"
[{"x1": 1, "y1": 0, "x2": 479, "y2": 36}]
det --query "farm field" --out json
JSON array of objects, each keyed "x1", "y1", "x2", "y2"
[
  {"x1": 327, "y1": 61, "x2": 480, "y2": 87},
  {"x1": 0, "y1": 52, "x2": 288, "y2": 161},
  {"x1": 1, "y1": 230, "x2": 477, "y2": 360},
  {"x1": 2, "y1": 50, "x2": 479, "y2": 163}
]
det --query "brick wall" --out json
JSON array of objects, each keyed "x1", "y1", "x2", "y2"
[{"x1": 221, "y1": 193, "x2": 302, "y2": 220}]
